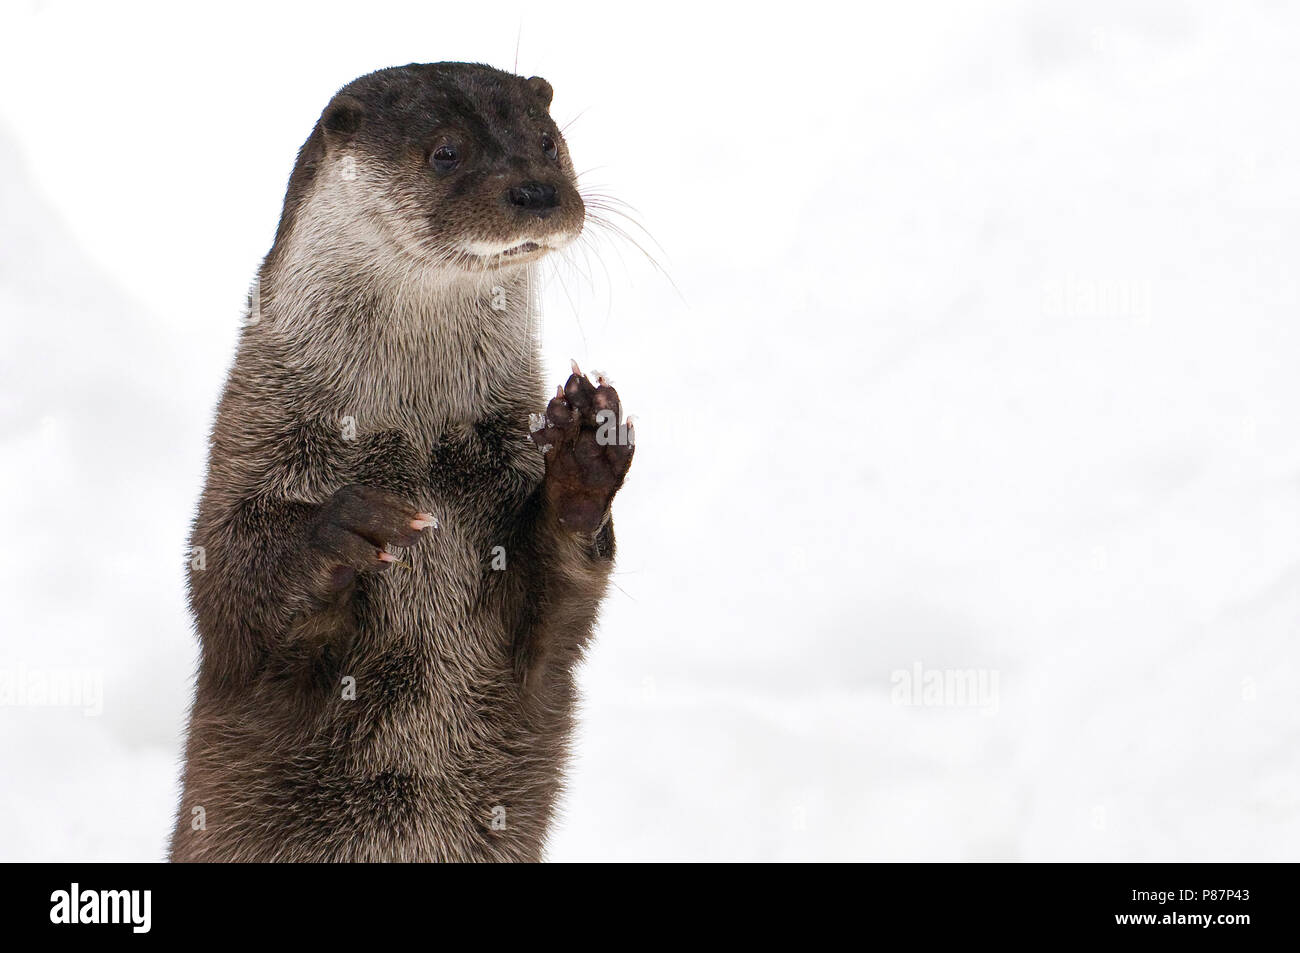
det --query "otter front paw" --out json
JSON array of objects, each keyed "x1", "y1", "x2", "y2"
[
  {"x1": 308, "y1": 484, "x2": 434, "y2": 589},
  {"x1": 530, "y1": 362, "x2": 635, "y2": 533}
]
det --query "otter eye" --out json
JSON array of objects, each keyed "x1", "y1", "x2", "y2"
[
  {"x1": 541, "y1": 134, "x2": 558, "y2": 161},
  {"x1": 430, "y1": 144, "x2": 460, "y2": 173}
]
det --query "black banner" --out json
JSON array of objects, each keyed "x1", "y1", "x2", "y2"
[{"x1": 2, "y1": 862, "x2": 1285, "y2": 941}]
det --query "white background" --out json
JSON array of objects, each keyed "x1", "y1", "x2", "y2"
[{"x1": 1, "y1": 0, "x2": 1297, "y2": 861}]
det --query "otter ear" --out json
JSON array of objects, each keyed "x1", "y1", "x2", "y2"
[
  {"x1": 525, "y1": 76, "x2": 553, "y2": 109},
  {"x1": 321, "y1": 94, "x2": 365, "y2": 144}
]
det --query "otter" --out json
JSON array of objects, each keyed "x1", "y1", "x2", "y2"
[{"x1": 169, "y1": 63, "x2": 634, "y2": 862}]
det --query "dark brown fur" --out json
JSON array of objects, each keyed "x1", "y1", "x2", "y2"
[{"x1": 170, "y1": 63, "x2": 633, "y2": 862}]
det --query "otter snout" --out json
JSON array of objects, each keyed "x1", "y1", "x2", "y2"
[{"x1": 507, "y1": 181, "x2": 560, "y2": 216}]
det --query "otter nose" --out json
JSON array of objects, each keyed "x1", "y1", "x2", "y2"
[{"x1": 507, "y1": 181, "x2": 559, "y2": 213}]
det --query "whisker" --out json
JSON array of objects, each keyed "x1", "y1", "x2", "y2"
[
  {"x1": 576, "y1": 175, "x2": 680, "y2": 299},
  {"x1": 545, "y1": 254, "x2": 590, "y2": 355},
  {"x1": 561, "y1": 109, "x2": 592, "y2": 134},
  {"x1": 584, "y1": 212, "x2": 682, "y2": 299}
]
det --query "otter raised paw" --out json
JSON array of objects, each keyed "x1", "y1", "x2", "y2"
[{"x1": 530, "y1": 362, "x2": 635, "y2": 534}]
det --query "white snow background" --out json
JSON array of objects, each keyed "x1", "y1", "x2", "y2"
[{"x1": 1, "y1": 0, "x2": 1297, "y2": 861}]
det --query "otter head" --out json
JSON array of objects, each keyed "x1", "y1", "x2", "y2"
[{"x1": 281, "y1": 62, "x2": 584, "y2": 277}]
